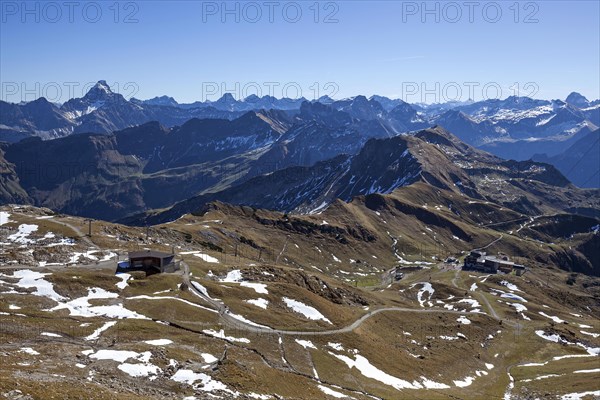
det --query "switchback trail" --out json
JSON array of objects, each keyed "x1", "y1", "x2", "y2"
[{"x1": 181, "y1": 262, "x2": 496, "y2": 336}]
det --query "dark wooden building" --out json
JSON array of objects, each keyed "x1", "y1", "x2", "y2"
[{"x1": 117, "y1": 250, "x2": 178, "y2": 274}]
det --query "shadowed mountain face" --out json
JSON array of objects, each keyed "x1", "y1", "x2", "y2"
[
  {"x1": 2, "y1": 84, "x2": 599, "y2": 224},
  {"x1": 0, "y1": 111, "x2": 291, "y2": 219},
  {"x1": 2, "y1": 85, "x2": 598, "y2": 190},
  {"x1": 122, "y1": 126, "x2": 598, "y2": 227},
  {"x1": 533, "y1": 129, "x2": 600, "y2": 188}
]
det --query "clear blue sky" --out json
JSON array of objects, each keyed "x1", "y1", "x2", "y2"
[{"x1": 1, "y1": 1, "x2": 598, "y2": 103}]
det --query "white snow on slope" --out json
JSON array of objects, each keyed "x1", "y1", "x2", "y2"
[
  {"x1": 171, "y1": 369, "x2": 233, "y2": 394},
  {"x1": 504, "y1": 301, "x2": 530, "y2": 320},
  {"x1": 90, "y1": 350, "x2": 140, "y2": 363},
  {"x1": 241, "y1": 283, "x2": 268, "y2": 294},
  {"x1": 410, "y1": 282, "x2": 434, "y2": 307},
  {"x1": 115, "y1": 273, "x2": 131, "y2": 290},
  {"x1": 202, "y1": 329, "x2": 250, "y2": 343},
  {"x1": 539, "y1": 312, "x2": 565, "y2": 324},
  {"x1": 453, "y1": 376, "x2": 475, "y2": 388},
  {"x1": 85, "y1": 321, "x2": 117, "y2": 341},
  {"x1": 193, "y1": 253, "x2": 220, "y2": 263},
  {"x1": 245, "y1": 298, "x2": 268, "y2": 309},
  {"x1": 318, "y1": 385, "x2": 348, "y2": 398},
  {"x1": 145, "y1": 339, "x2": 173, "y2": 346},
  {"x1": 51, "y1": 287, "x2": 148, "y2": 319},
  {"x1": 220, "y1": 269, "x2": 268, "y2": 294},
  {"x1": 227, "y1": 312, "x2": 272, "y2": 329},
  {"x1": 500, "y1": 280, "x2": 522, "y2": 292},
  {"x1": 201, "y1": 353, "x2": 218, "y2": 363},
  {"x1": 0, "y1": 211, "x2": 10, "y2": 225},
  {"x1": 128, "y1": 295, "x2": 217, "y2": 314},
  {"x1": 560, "y1": 390, "x2": 600, "y2": 400},
  {"x1": 580, "y1": 331, "x2": 600, "y2": 338},
  {"x1": 330, "y1": 352, "x2": 422, "y2": 389},
  {"x1": 20, "y1": 347, "x2": 39, "y2": 355},
  {"x1": 8, "y1": 224, "x2": 38, "y2": 243},
  {"x1": 457, "y1": 298, "x2": 481, "y2": 309},
  {"x1": 11, "y1": 270, "x2": 65, "y2": 302},
  {"x1": 535, "y1": 330, "x2": 565, "y2": 343},
  {"x1": 295, "y1": 339, "x2": 317, "y2": 349},
  {"x1": 118, "y1": 362, "x2": 160, "y2": 378},
  {"x1": 573, "y1": 368, "x2": 600, "y2": 374},
  {"x1": 283, "y1": 297, "x2": 331, "y2": 324},
  {"x1": 42, "y1": 332, "x2": 61, "y2": 337},
  {"x1": 328, "y1": 342, "x2": 345, "y2": 351}
]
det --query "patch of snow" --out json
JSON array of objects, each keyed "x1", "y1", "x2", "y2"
[
  {"x1": 220, "y1": 270, "x2": 268, "y2": 293},
  {"x1": 439, "y1": 335, "x2": 459, "y2": 341},
  {"x1": 330, "y1": 352, "x2": 423, "y2": 389},
  {"x1": 128, "y1": 295, "x2": 217, "y2": 314},
  {"x1": 201, "y1": 353, "x2": 218, "y2": 363},
  {"x1": 20, "y1": 347, "x2": 39, "y2": 355},
  {"x1": 85, "y1": 321, "x2": 117, "y2": 341},
  {"x1": 90, "y1": 350, "x2": 139, "y2": 363},
  {"x1": 318, "y1": 385, "x2": 347, "y2": 398},
  {"x1": 409, "y1": 282, "x2": 434, "y2": 307},
  {"x1": 500, "y1": 280, "x2": 522, "y2": 292},
  {"x1": 535, "y1": 330, "x2": 566, "y2": 343},
  {"x1": 328, "y1": 342, "x2": 345, "y2": 351},
  {"x1": 283, "y1": 297, "x2": 331, "y2": 324},
  {"x1": 202, "y1": 329, "x2": 250, "y2": 343},
  {"x1": 193, "y1": 253, "x2": 220, "y2": 263},
  {"x1": 245, "y1": 298, "x2": 268, "y2": 309},
  {"x1": 118, "y1": 362, "x2": 160, "y2": 378},
  {"x1": 453, "y1": 376, "x2": 475, "y2": 388},
  {"x1": 573, "y1": 368, "x2": 600, "y2": 374},
  {"x1": 41, "y1": 332, "x2": 61, "y2": 338},
  {"x1": 0, "y1": 211, "x2": 11, "y2": 225},
  {"x1": 491, "y1": 289, "x2": 527, "y2": 302},
  {"x1": 295, "y1": 339, "x2": 317, "y2": 349},
  {"x1": 561, "y1": 391, "x2": 600, "y2": 400},
  {"x1": 539, "y1": 312, "x2": 565, "y2": 324},
  {"x1": 241, "y1": 282, "x2": 268, "y2": 294},
  {"x1": 171, "y1": 369, "x2": 233, "y2": 394},
  {"x1": 115, "y1": 273, "x2": 131, "y2": 290},
  {"x1": 421, "y1": 377, "x2": 451, "y2": 389},
  {"x1": 227, "y1": 311, "x2": 272, "y2": 329},
  {"x1": 457, "y1": 298, "x2": 481, "y2": 309},
  {"x1": 144, "y1": 339, "x2": 173, "y2": 346},
  {"x1": 580, "y1": 331, "x2": 600, "y2": 338},
  {"x1": 51, "y1": 287, "x2": 148, "y2": 319},
  {"x1": 8, "y1": 224, "x2": 38, "y2": 243},
  {"x1": 11, "y1": 270, "x2": 65, "y2": 302}
]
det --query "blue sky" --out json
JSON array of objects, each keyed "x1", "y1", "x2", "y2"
[{"x1": 1, "y1": 0, "x2": 598, "y2": 103}]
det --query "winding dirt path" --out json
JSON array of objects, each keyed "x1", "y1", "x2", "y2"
[{"x1": 181, "y1": 262, "x2": 493, "y2": 336}]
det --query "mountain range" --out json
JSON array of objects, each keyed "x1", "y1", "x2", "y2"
[
  {"x1": 2, "y1": 81, "x2": 597, "y2": 162},
  {"x1": 1, "y1": 81, "x2": 599, "y2": 225}
]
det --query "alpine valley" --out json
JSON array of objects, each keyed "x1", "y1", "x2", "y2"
[{"x1": 1, "y1": 81, "x2": 600, "y2": 400}]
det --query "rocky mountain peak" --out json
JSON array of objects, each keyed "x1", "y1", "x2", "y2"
[{"x1": 565, "y1": 92, "x2": 590, "y2": 108}]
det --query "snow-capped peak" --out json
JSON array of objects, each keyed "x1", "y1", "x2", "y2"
[{"x1": 93, "y1": 80, "x2": 112, "y2": 93}]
